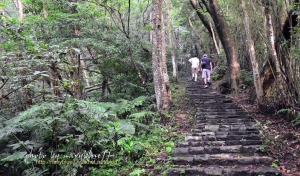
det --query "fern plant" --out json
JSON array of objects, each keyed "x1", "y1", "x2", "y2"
[
  {"x1": 292, "y1": 111, "x2": 300, "y2": 126},
  {"x1": 0, "y1": 96, "x2": 154, "y2": 175}
]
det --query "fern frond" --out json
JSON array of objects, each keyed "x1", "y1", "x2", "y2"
[
  {"x1": 22, "y1": 167, "x2": 47, "y2": 176},
  {"x1": 129, "y1": 111, "x2": 156, "y2": 120},
  {"x1": 0, "y1": 126, "x2": 23, "y2": 139},
  {"x1": 276, "y1": 108, "x2": 291, "y2": 115}
]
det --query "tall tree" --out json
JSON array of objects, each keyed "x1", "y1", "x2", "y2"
[
  {"x1": 151, "y1": 0, "x2": 172, "y2": 110},
  {"x1": 241, "y1": 0, "x2": 263, "y2": 104},
  {"x1": 12, "y1": 0, "x2": 24, "y2": 22},
  {"x1": 165, "y1": 0, "x2": 178, "y2": 80},
  {"x1": 263, "y1": 1, "x2": 286, "y2": 102},
  {"x1": 200, "y1": 0, "x2": 241, "y2": 91}
]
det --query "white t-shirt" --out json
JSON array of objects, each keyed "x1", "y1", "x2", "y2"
[{"x1": 188, "y1": 57, "x2": 200, "y2": 68}]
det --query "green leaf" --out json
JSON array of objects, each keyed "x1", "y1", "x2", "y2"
[
  {"x1": 1, "y1": 152, "x2": 27, "y2": 161},
  {"x1": 166, "y1": 141, "x2": 175, "y2": 147},
  {"x1": 129, "y1": 168, "x2": 145, "y2": 176},
  {"x1": 8, "y1": 143, "x2": 22, "y2": 150},
  {"x1": 166, "y1": 147, "x2": 172, "y2": 153},
  {"x1": 117, "y1": 120, "x2": 135, "y2": 135}
]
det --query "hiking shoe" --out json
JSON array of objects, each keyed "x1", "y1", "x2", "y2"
[
  {"x1": 204, "y1": 85, "x2": 208, "y2": 88},
  {"x1": 208, "y1": 81, "x2": 211, "y2": 86}
]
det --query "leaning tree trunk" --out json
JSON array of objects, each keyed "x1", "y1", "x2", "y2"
[
  {"x1": 190, "y1": 0, "x2": 220, "y2": 54},
  {"x1": 190, "y1": 0, "x2": 213, "y2": 38},
  {"x1": 201, "y1": 0, "x2": 241, "y2": 91},
  {"x1": 264, "y1": 2, "x2": 287, "y2": 104},
  {"x1": 241, "y1": 0, "x2": 264, "y2": 104},
  {"x1": 151, "y1": 0, "x2": 172, "y2": 111}
]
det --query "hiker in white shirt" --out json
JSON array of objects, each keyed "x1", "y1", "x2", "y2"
[{"x1": 188, "y1": 55, "x2": 200, "y2": 82}]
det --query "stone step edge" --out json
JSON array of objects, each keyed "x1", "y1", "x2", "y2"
[
  {"x1": 167, "y1": 167, "x2": 282, "y2": 176},
  {"x1": 171, "y1": 155, "x2": 274, "y2": 166},
  {"x1": 174, "y1": 145, "x2": 267, "y2": 155},
  {"x1": 184, "y1": 135, "x2": 261, "y2": 141},
  {"x1": 177, "y1": 140, "x2": 263, "y2": 147}
]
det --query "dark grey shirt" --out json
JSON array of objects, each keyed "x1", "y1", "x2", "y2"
[{"x1": 201, "y1": 57, "x2": 211, "y2": 70}]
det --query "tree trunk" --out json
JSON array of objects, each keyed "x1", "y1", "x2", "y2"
[
  {"x1": 12, "y1": 0, "x2": 24, "y2": 22},
  {"x1": 264, "y1": 2, "x2": 287, "y2": 103},
  {"x1": 48, "y1": 61, "x2": 61, "y2": 100},
  {"x1": 20, "y1": 69, "x2": 32, "y2": 109},
  {"x1": 161, "y1": 8, "x2": 172, "y2": 110},
  {"x1": 241, "y1": 0, "x2": 263, "y2": 104},
  {"x1": 209, "y1": 21, "x2": 220, "y2": 55},
  {"x1": 165, "y1": 0, "x2": 178, "y2": 80},
  {"x1": 80, "y1": 59, "x2": 90, "y2": 87},
  {"x1": 190, "y1": 0, "x2": 213, "y2": 38},
  {"x1": 151, "y1": 0, "x2": 172, "y2": 111},
  {"x1": 42, "y1": 0, "x2": 48, "y2": 18},
  {"x1": 201, "y1": 0, "x2": 241, "y2": 91}
]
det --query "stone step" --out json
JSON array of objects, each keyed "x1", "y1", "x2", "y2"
[
  {"x1": 171, "y1": 154, "x2": 273, "y2": 166},
  {"x1": 185, "y1": 134, "x2": 261, "y2": 141},
  {"x1": 198, "y1": 109, "x2": 244, "y2": 113},
  {"x1": 195, "y1": 112, "x2": 246, "y2": 115},
  {"x1": 195, "y1": 118, "x2": 254, "y2": 124},
  {"x1": 195, "y1": 114, "x2": 248, "y2": 119},
  {"x1": 167, "y1": 79, "x2": 282, "y2": 176},
  {"x1": 192, "y1": 124, "x2": 258, "y2": 130},
  {"x1": 188, "y1": 95, "x2": 228, "y2": 99},
  {"x1": 188, "y1": 130, "x2": 259, "y2": 136},
  {"x1": 167, "y1": 166, "x2": 282, "y2": 176},
  {"x1": 194, "y1": 123, "x2": 257, "y2": 128},
  {"x1": 174, "y1": 145, "x2": 266, "y2": 155},
  {"x1": 177, "y1": 140, "x2": 263, "y2": 147},
  {"x1": 191, "y1": 128, "x2": 259, "y2": 133}
]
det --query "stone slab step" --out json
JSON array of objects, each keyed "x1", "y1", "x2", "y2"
[
  {"x1": 195, "y1": 121, "x2": 256, "y2": 126},
  {"x1": 188, "y1": 130, "x2": 259, "y2": 136},
  {"x1": 171, "y1": 154, "x2": 273, "y2": 166},
  {"x1": 193, "y1": 124, "x2": 258, "y2": 129},
  {"x1": 196, "y1": 119, "x2": 253, "y2": 124},
  {"x1": 167, "y1": 166, "x2": 282, "y2": 176},
  {"x1": 195, "y1": 115, "x2": 249, "y2": 119},
  {"x1": 174, "y1": 145, "x2": 266, "y2": 155},
  {"x1": 185, "y1": 134, "x2": 261, "y2": 141},
  {"x1": 198, "y1": 109, "x2": 245, "y2": 113},
  {"x1": 177, "y1": 140, "x2": 263, "y2": 147},
  {"x1": 195, "y1": 112, "x2": 246, "y2": 116},
  {"x1": 192, "y1": 129, "x2": 258, "y2": 133}
]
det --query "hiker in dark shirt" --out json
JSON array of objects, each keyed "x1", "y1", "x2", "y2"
[{"x1": 200, "y1": 54, "x2": 213, "y2": 88}]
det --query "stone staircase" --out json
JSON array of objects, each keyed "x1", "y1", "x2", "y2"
[{"x1": 167, "y1": 81, "x2": 282, "y2": 176}]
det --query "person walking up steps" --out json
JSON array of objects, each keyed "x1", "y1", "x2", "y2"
[
  {"x1": 188, "y1": 55, "x2": 200, "y2": 82},
  {"x1": 200, "y1": 54, "x2": 213, "y2": 88}
]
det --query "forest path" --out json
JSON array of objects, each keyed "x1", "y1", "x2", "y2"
[{"x1": 167, "y1": 80, "x2": 282, "y2": 176}]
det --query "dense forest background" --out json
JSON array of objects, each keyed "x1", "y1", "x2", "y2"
[{"x1": 0, "y1": 0, "x2": 299, "y2": 175}]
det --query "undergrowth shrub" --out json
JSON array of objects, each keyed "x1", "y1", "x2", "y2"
[
  {"x1": 0, "y1": 96, "x2": 166, "y2": 176},
  {"x1": 277, "y1": 108, "x2": 300, "y2": 126},
  {"x1": 240, "y1": 69, "x2": 253, "y2": 89}
]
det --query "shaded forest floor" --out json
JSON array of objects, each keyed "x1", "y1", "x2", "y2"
[
  {"x1": 227, "y1": 90, "x2": 300, "y2": 176},
  {"x1": 156, "y1": 73, "x2": 300, "y2": 175}
]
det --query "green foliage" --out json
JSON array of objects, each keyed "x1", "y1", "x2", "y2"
[
  {"x1": 0, "y1": 96, "x2": 158, "y2": 175},
  {"x1": 291, "y1": 111, "x2": 300, "y2": 127},
  {"x1": 240, "y1": 69, "x2": 253, "y2": 89},
  {"x1": 276, "y1": 108, "x2": 291, "y2": 115},
  {"x1": 129, "y1": 168, "x2": 146, "y2": 176},
  {"x1": 271, "y1": 159, "x2": 279, "y2": 168},
  {"x1": 275, "y1": 108, "x2": 300, "y2": 125},
  {"x1": 211, "y1": 56, "x2": 228, "y2": 81}
]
